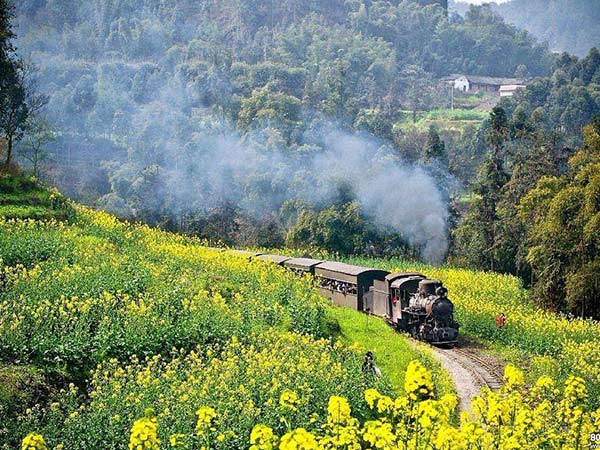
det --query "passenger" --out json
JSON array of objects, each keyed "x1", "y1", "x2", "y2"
[{"x1": 495, "y1": 312, "x2": 506, "y2": 329}]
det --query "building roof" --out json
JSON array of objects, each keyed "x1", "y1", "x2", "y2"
[
  {"x1": 446, "y1": 74, "x2": 528, "y2": 86},
  {"x1": 499, "y1": 84, "x2": 527, "y2": 91}
]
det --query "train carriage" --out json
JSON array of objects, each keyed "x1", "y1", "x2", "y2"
[
  {"x1": 314, "y1": 262, "x2": 388, "y2": 311},
  {"x1": 282, "y1": 257, "x2": 324, "y2": 275},
  {"x1": 257, "y1": 254, "x2": 291, "y2": 265}
]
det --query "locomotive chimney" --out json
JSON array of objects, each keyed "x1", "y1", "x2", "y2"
[{"x1": 419, "y1": 279, "x2": 442, "y2": 297}]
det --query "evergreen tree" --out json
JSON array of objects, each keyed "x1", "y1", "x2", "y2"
[
  {"x1": 451, "y1": 107, "x2": 510, "y2": 271},
  {"x1": 519, "y1": 120, "x2": 600, "y2": 317},
  {"x1": 424, "y1": 125, "x2": 447, "y2": 165},
  {"x1": 0, "y1": 0, "x2": 28, "y2": 167}
]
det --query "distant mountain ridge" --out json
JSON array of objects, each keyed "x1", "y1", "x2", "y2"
[{"x1": 450, "y1": 0, "x2": 600, "y2": 57}]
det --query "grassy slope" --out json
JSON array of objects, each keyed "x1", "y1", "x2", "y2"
[
  {"x1": 0, "y1": 174, "x2": 73, "y2": 221},
  {"x1": 329, "y1": 306, "x2": 454, "y2": 398},
  {"x1": 0, "y1": 177, "x2": 457, "y2": 447}
]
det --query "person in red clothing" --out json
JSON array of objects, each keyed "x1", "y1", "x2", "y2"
[{"x1": 496, "y1": 312, "x2": 506, "y2": 329}]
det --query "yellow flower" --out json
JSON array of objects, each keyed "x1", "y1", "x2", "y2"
[
  {"x1": 280, "y1": 390, "x2": 300, "y2": 411},
  {"x1": 327, "y1": 396, "x2": 352, "y2": 424},
  {"x1": 503, "y1": 365, "x2": 525, "y2": 390},
  {"x1": 362, "y1": 420, "x2": 395, "y2": 449},
  {"x1": 250, "y1": 424, "x2": 278, "y2": 450},
  {"x1": 128, "y1": 415, "x2": 159, "y2": 450},
  {"x1": 404, "y1": 360, "x2": 434, "y2": 401},
  {"x1": 21, "y1": 433, "x2": 48, "y2": 450},
  {"x1": 169, "y1": 434, "x2": 186, "y2": 447},
  {"x1": 364, "y1": 389, "x2": 380, "y2": 409},
  {"x1": 279, "y1": 428, "x2": 319, "y2": 450},
  {"x1": 196, "y1": 406, "x2": 218, "y2": 435}
]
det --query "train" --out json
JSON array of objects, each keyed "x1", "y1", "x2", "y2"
[{"x1": 225, "y1": 250, "x2": 459, "y2": 345}]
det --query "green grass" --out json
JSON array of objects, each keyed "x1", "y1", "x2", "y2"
[
  {"x1": 329, "y1": 306, "x2": 455, "y2": 398},
  {"x1": 423, "y1": 109, "x2": 489, "y2": 121},
  {"x1": 0, "y1": 174, "x2": 73, "y2": 221},
  {"x1": 394, "y1": 108, "x2": 488, "y2": 133}
]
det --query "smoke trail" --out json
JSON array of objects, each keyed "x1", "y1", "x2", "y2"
[{"x1": 14, "y1": 6, "x2": 451, "y2": 264}]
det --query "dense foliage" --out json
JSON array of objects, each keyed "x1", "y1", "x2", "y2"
[
  {"x1": 450, "y1": 49, "x2": 600, "y2": 316},
  {"x1": 494, "y1": 0, "x2": 600, "y2": 57},
  {"x1": 10, "y1": 0, "x2": 553, "y2": 256},
  {"x1": 520, "y1": 121, "x2": 600, "y2": 317}
]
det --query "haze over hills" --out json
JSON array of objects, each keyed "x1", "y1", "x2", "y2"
[
  {"x1": 3, "y1": 1, "x2": 600, "y2": 449},
  {"x1": 12, "y1": 0, "x2": 552, "y2": 260},
  {"x1": 451, "y1": 0, "x2": 600, "y2": 56}
]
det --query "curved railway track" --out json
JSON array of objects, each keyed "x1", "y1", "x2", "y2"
[
  {"x1": 426, "y1": 343, "x2": 504, "y2": 412},
  {"x1": 448, "y1": 346, "x2": 503, "y2": 391}
]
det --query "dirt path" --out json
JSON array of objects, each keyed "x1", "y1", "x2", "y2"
[{"x1": 428, "y1": 344, "x2": 504, "y2": 413}]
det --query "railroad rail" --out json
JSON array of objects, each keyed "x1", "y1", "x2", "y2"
[
  {"x1": 424, "y1": 343, "x2": 504, "y2": 412},
  {"x1": 448, "y1": 346, "x2": 503, "y2": 391}
]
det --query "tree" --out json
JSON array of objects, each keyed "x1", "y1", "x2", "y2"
[
  {"x1": 424, "y1": 125, "x2": 447, "y2": 164},
  {"x1": 401, "y1": 65, "x2": 435, "y2": 123},
  {"x1": 0, "y1": 2, "x2": 47, "y2": 168},
  {"x1": 0, "y1": 0, "x2": 16, "y2": 54},
  {"x1": 17, "y1": 117, "x2": 55, "y2": 177},
  {"x1": 0, "y1": 0, "x2": 27, "y2": 167},
  {"x1": 451, "y1": 108, "x2": 510, "y2": 271},
  {"x1": 487, "y1": 106, "x2": 509, "y2": 156},
  {"x1": 0, "y1": 62, "x2": 28, "y2": 166},
  {"x1": 519, "y1": 121, "x2": 600, "y2": 317}
]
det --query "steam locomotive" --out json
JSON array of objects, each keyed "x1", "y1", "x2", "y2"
[{"x1": 228, "y1": 251, "x2": 459, "y2": 345}]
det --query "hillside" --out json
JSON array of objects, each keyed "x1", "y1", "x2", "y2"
[
  {"x1": 495, "y1": 0, "x2": 600, "y2": 57},
  {"x1": 12, "y1": 0, "x2": 552, "y2": 258},
  {"x1": 3, "y1": 177, "x2": 600, "y2": 448},
  {"x1": 0, "y1": 176, "x2": 451, "y2": 448},
  {"x1": 451, "y1": 0, "x2": 600, "y2": 56}
]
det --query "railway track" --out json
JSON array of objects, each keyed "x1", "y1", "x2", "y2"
[
  {"x1": 447, "y1": 346, "x2": 503, "y2": 391},
  {"x1": 424, "y1": 342, "x2": 504, "y2": 412}
]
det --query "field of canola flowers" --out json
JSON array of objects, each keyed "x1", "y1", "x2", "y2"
[
  {"x1": 0, "y1": 206, "x2": 386, "y2": 449},
  {"x1": 1, "y1": 193, "x2": 450, "y2": 450},
  {"x1": 344, "y1": 256, "x2": 600, "y2": 409},
  {"x1": 2, "y1": 182, "x2": 600, "y2": 449},
  {"x1": 24, "y1": 361, "x2": 600, "y2": 449}
]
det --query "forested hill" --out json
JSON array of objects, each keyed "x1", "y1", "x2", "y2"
[
  {"x1": 451, "y1": 0, "x2": 600, "y2": 57},
  {"x1": 11, "y1": 0, "x2": 554, "y2": 258}
]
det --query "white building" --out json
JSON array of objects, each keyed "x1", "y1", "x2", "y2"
[
  {"x1": 442, "y1": 74, "x2": 530, "y2": 96},
  {"x1": 499, "y1": 84, "x2": 528, "y2": 97}
]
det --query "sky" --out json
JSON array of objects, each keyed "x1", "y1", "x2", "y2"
[{"x1": 456, "y1": 0, "x2": 510, "y2": 3}]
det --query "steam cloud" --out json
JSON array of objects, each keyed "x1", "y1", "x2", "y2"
[{"x1": 123, "y1": 111, "x2": 450, "y2": 263}]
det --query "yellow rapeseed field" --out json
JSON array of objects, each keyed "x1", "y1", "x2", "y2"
[
  {"x1": 4, "y1": 204, "x2": 600, "y2": 448},
  {"x1": 24, "y1": 361, "x2": 600, "y2": 449}
]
